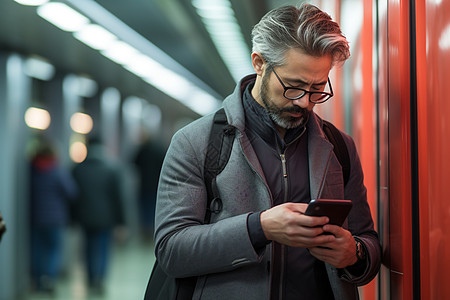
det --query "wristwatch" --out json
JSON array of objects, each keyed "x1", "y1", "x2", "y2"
[{"x1": 355, "y1": 239, "x2": 366, "y2": 261}]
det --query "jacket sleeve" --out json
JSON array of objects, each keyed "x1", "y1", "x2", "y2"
[
  {"x1": 154, "y1": 122, "x2": 263, "y2": 278},
  {"x1": 340, "y1": 133, "x2": 382, "y2": 285}
]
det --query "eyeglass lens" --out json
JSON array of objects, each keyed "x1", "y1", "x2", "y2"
[{"x1": 284, "y1": 90, "x2": 329, "y2": 102}]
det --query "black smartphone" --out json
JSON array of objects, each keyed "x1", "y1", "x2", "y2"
[{"x1": 304, "y1": 199, "x2": 352, "y2": 226}]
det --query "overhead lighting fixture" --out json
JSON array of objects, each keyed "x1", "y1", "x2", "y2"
[
  {"x1": 70, "y1": 112, "x2": 93, "y2": 134},
  {"x1": 186, "y1": 88, "x2": 221, "y2": 115},
  {"x1": 192, "y1": 0, "x2": 253, "y2": 82},
  {"x1": 14, "y1": 0, "x2": 48, "y2": 6},
  {"x1": 24, "y1": 107, "x2": 51, "y2": 130},
  {"x1": 30, "y1": 0, "x2": 221, "y2": 115},
  {"x1": 74, "y1": 24, "x2": 117, "y2": 50},
  {"x1": 123, "y1": 54, "x2": 161, "y2": 78},
  {"x1": 70, "y1": 141, "x2": 87, "y2": 163},
  {"x1": 24, "y1": 56, "x2": 55, "y2": 80},
  {"x1": 37, "y1": 2, "x2": 89, "y2": 32},
  {"x1": 101, "y1": 40, "x2": 140, "y2": 65}
]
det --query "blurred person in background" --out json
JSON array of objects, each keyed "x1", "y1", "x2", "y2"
[
  {"x1": 29, "y1": 137, "x2": 78, "y2": 294},
  {"x1": 133, "y1": 131, "x2": 166, "y2": 243},
  {"x1": 0, "y1": 210, "x2": 6, "y2": 242},
  {"x1": 72, "y1": 136, "x2": 125, "y2": 295}
]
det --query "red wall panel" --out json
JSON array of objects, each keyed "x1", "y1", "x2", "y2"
[
  {"x1": 416, "y1": 0, "x2": 450, "y2": 298},
  {"x1": 376, "y1": 0, "x2": 391, "y2": 298},
  {"x1": 387, "y1": 0, "x2": 413, "y2": 299}
]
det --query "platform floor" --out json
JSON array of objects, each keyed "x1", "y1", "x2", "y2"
[{"x1": 22, "y1": 232, "x2": 155, "y2": 300}]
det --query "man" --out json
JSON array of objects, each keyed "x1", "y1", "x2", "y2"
[
  {"x1": 29, "y1": 139, "x2": 78, "y2": 293},
  {"x1": 154, "y1": 3, "x2": 381, "y2": 300},
  {"x1": 133, "y1": 131, "x2": 166, "y2": 242},
  {"x1": 0, "y1": 210, "x2": 6, "y2": 242},
  {"x1": 72, "y1": 137, "x2": 125, "y2": 294}
]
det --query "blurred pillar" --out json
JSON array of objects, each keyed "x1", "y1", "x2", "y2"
[
  {"x1": 62, "y1": 75, "x2": 83, "y2": 166},
  {"x1": 101, "y1": 87, "x2": 121, "y2": 158},
  {"x1": 45, "y1": 75, "x2": 66, "y2": 157},
  {"x1": 0, "y1": 53, "x2": 32, "y2": 300}
]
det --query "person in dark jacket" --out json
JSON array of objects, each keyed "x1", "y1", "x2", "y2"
[
  {"x1": 0, "y1": 210, "x2": 6, "y2": 242},
  {"x1": 30, "y1": 138, "x2": 78, "y2": 294},
  {"x1": 72, "y1": 137, "x2": 125, "y2": 294},
  {"x1": 153, "y1": 3, "x2": 381, "y2": 300},
  {"x1": 133, "y1": 133, "x2": 166, "y2": 242}
]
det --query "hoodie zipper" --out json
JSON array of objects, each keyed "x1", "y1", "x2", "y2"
[
  {"x1": 278, "y1": 151, "x2": 289, "y2": 299},
  {"x1": 277, "y1": 127, "x2": 306, "y2": 299}
]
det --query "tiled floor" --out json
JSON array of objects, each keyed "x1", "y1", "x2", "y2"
[{"x1": 23, "y1": 233, "x2": 155, "y2": 300}]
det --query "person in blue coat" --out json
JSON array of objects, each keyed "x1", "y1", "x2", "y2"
[{"x1": 29, "y1": 138, "x2": 78, "y2": 294}]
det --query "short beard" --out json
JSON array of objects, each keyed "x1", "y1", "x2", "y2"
[{"x1": 260, "y1": 72, "x2": 310, "y2": 129}]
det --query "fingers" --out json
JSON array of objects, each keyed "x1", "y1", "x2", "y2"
[
  {"x1": 322, "y1": 224, "x2": 341, "y2": 236},
  {"x1": 308, "y1": 228, "x2": 358, "y2": 268},
  {"x1": 309, "y1": 246, "x2": 353, "y2": 268},
  {"x1": 261, "y1": 203, "x2": 336, "y2": 247},
  {"x1": 281, "y1": 203, "x2": 330, "y2": 227},
  {"x1": 289, "y1": 232, "x2": 336, "y2": 248},
  {"x1": 309, "y1": 247, "x2": 337, "y2": 265}
]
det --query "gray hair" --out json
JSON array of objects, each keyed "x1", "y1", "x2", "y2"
[{"x1": 251, "y1": 3, "x2": 350, "y2": 68}]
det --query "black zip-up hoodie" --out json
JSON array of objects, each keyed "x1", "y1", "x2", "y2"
[{"x1": 242, "y1": 77, "x2": 334, "y2": 300}]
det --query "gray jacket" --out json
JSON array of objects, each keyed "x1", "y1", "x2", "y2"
[{"x1": 155, "y1": 76, "x2": 381, "y2": 300}]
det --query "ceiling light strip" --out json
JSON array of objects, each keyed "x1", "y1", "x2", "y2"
[
  {"x1": 192, "y1": 0, "x2": 253, "y2": 82},
  {"x1": 37, "y1": 2, "x2": 89, "y2": 32},
  {"x1": 22, "y1": 0, "x2": 221, "y2": 115},
  {"x1": 64, "y1": 0, "x2": 221, "y2": 115}
]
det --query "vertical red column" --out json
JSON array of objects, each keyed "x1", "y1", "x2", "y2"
[
  {"x1": 415, "y1": 1, "x2": 429, "y2": 299},
  {"x1": 359, "y1": 1, "x2": 376, "y2": 300},
  {"x1": 387, "y1": 0, "x2": 413, "y2": 299},
  {"x1": 416, "y1": 0, "x2": 450, "y2": 299},
  {"x1": 376, "y1": 1, "x2": 391, "y2": 298}
]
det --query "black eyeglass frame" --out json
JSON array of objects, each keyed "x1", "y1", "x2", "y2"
[{"x1": 272, "y1": 69, "x2": 334, "y2": 104}]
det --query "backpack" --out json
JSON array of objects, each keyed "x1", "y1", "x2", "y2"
[{"x1": 143, "y1": 108, "x2": 350, "y2": 300}]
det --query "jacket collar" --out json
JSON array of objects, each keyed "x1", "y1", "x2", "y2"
[
  {"x1": 222, "y1": 74, "x2": 255, "y2": 132},
  {"x1": 306, "y1": 113, "x2": 334, "y2": 199}
]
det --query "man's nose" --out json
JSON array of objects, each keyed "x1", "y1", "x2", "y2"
[{"x1": 292, "y1": 95, "x2": 309, "y2": 108}]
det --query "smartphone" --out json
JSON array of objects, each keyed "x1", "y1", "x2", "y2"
[{"x1": 304, "y1": 199, "x2": 352, "y2": 226}]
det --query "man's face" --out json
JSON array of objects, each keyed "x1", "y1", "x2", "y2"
[{"x1": 257, "y1": 48, "x2": 332, "y2": 130}]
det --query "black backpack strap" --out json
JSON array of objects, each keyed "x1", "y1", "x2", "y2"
[
  {"x1": 203, "y1": 108, "x2": 235, "y2": 223},
  {"x1": 322, "y1": 120, "x2": 351, "y2": 186}
]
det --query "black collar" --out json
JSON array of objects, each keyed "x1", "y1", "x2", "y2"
[{"x1": 242, "y1": 81, "x2": 306, "y2": 150}]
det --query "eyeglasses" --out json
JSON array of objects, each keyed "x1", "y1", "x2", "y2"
[{"x1": 272, "y1": 69, "x2": 334, "y2": 104}]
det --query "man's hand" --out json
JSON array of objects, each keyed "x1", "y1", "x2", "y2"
[
  {"x1": 308, "y1": 224, "x2": 358, "y2": 268},
  {"x1": 260, "y1": 202, "x2": 335, "y2": 248},
  {"x1": 260, "y1": 202, "x2": 358, "y2": 268}
]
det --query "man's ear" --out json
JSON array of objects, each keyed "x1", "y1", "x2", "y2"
[{"x1": 251, "y1": 52, "x2": 265, "y2": 76}]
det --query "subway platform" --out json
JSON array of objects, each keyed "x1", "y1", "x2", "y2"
[{"x1": 21, "y1": 229, "x2": 155, "y2": 300}]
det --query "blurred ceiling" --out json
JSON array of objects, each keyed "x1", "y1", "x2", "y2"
[{"x1": 0, "y1": 0, "x2": 300, "y2": 122}]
